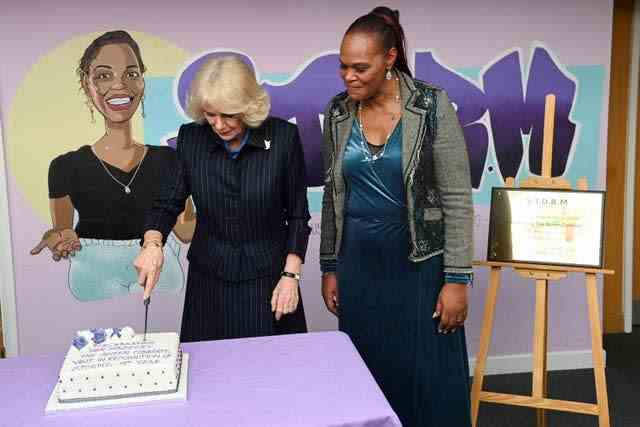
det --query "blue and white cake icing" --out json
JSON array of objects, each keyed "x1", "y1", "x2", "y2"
[
  {"x1": 72, "y1": 327, "x2": 135, "y2": 350},
  {"x1": 57, "y1": 327, "x2": 182, "y2": 403}
]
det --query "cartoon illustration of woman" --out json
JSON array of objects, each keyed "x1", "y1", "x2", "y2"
[{"x1": 30, "y1": 30, "x2": 194, "y2": 302}]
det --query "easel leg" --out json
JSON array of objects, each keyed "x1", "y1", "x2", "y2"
[
  {"x1": 542, "y1": 281, "x2": 549, "y2": 427},
  {"x1": 471, "y1": 267, "x2": 502, "y2": 427},
  {"x1": 533, "y1": 279, "x2": 548, "y2": 427},
  {"x1": 585, "y1": 273, "x2": 611, "y2": 427}
]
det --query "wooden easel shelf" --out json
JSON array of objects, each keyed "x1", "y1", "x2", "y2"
[{"x1": 474, "y1": 260, "x2": 614, "y2": 276}]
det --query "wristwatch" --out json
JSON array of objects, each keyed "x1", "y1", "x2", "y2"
[{"x1": 281, "y1": 271, "x2": 301, "y2": 281}]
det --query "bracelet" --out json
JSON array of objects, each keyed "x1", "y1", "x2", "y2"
[
  {"x1": 444, "y1": 272, "x2": 473, "y2": 286},
  {"x1": 142, "y1": 240, "x2": 163, "y2": 250},
  {"x1": 281, "y1": 271, "x2": 301, "y2": 281}
]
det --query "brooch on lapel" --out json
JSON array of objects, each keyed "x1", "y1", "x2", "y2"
[{"x1": 264, "y1": 140, "x2": 271, "y2": 150}]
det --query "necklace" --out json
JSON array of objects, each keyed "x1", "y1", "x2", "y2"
[
  {"x1": 357, "y1": 75, "x2": 401, "y2": 161},
  {"x1": 357, "y1": 102, "x2": 400, "y2": 161},
  {"x1": 92, "y1": 146, "x2": 147, "y2": 194}
]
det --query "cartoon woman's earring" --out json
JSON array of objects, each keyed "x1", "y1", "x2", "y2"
[{"x1": 85, "y1": 99, "x2": 95, "y2": 123}]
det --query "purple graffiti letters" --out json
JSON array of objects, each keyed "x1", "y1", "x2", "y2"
[
  {"x1": 416, "y1": 48, "x2": 576, "y2": 186},
  {"x1": 175, "y1": 47, "x2": 576, "y2": 188},
  {"x1": 522, "y1": 48, "x2": 576, "y2": 177},
  {"x1": 415, "y1": 52, "x2": 489, "y2": 188},
  {"x1": 265, "y1": 54, "x2": 344, "y2": 187}
]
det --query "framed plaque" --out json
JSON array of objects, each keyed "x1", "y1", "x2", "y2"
[{"x1": 487, "y1": 187, "x2": 605, "y2": 268}]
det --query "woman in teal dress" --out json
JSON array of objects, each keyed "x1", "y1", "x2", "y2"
[{"x1": 320, "y1": 7, "x2": 474, "y2": 427}]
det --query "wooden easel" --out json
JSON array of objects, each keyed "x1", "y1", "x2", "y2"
[{"x1": 470, "y1": 95, "x2": 613, "y2": 427}]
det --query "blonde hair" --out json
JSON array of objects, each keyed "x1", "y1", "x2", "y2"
[{"x1": 186, "y1": 56, "x2": 270, "y2": 128}]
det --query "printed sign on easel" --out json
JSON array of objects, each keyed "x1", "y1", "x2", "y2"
[{"x1": 488, "y1": 187, "x2": 605, "y2": 268}]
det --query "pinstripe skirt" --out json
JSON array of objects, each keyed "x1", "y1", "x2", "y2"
[{"x1": 180, "y1": 264, "x2": 307, "y2": 342}]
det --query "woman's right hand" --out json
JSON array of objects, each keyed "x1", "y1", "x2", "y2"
[
  {"x1": 30, "y1": 229, "x2": 81, "y2": 261},
  {"x1": 321, "y1": 273, "x2": 339, "y2": 316},
  {"x1": 133, "y1": 243, "x2": 164, "y2": 299}
]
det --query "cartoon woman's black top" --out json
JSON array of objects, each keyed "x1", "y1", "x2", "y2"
[{"x1": 48, "y1": 145, "x2": 176, "y2": 240}]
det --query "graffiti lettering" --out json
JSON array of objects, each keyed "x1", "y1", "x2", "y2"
[{"x1": 173, "y1": 47, "x2": 577, "y2": 189}]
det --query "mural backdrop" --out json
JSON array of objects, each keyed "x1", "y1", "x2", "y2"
[{"x1": 0, "y1": 0, "x2": 612, "y2": 363}]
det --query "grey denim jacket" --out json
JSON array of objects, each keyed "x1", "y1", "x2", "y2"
[{"x1": 319, "y1": 72, "x2": 474, "y2": 278}]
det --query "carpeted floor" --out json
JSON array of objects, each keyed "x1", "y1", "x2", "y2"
[{"x1": 476, "y1": 327, "x2": 640, "y2": 426}]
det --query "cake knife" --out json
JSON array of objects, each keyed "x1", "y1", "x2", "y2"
[{"x1": 143, "y1": 296, "x2": 150, "y2": 341}]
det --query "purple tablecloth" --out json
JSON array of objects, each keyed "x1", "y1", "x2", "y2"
[{"x1": 0, "y1": 331, "x2": 401, "y2": 427}]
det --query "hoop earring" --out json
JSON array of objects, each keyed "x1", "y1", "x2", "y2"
[
  {"x1": 385, "y1": 68, "x2": 393, "y2": 80},
  {"x1": 85, "y1": 99, "x2": 95, "y2": 124}
]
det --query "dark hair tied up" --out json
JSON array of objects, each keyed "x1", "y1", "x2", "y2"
[{"x1": 346, "y1": 6, "x2": 412, "y2": 77}]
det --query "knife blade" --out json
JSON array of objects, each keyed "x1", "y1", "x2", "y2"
[{"x1": 143, "y1": 296, "x2": 150, "y2": 341}]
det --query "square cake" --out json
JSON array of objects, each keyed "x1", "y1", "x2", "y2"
[{"x1": 56, "y1": 327, "x2": 182, "y2": 403}]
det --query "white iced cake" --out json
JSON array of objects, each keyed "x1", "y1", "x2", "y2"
[{"x1": 56, "y1": 327, "x2": 182, "y2": 403}]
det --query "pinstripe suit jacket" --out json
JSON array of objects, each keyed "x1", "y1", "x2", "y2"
[{"x1": 144, "y1": 117, "x2": 311, "y2": 281}]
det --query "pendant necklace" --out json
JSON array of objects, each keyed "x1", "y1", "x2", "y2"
[
  {"x1": 92, "y1": 146, "x2": 147, "y2": 194},
  {"x1": 357, "y1": 97, "x2": 400, "y2": 161},
  {"x1": 357, "y1": 74, "x2": 401, "y2": 161}
]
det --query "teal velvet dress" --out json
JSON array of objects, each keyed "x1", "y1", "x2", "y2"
[{"x1": 337, "y1": 120, "x2": 471, "y2": 427}]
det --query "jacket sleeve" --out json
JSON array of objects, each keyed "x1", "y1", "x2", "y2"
[
  {"x1": 142, "y1": 125, "x2": 192, "y2": 244},
  {"x1": 284, "y1": 125, "x2": 312, "y2": 261},
  {"x1": 432, "y1": 90, "x2": 474, "y2": 281},
  {"x1": 319, "y1": 102, "x2": 338, "y2": 273}
]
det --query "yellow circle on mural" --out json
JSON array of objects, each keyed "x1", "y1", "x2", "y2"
[{"x1": 6, "y1": 31, "x2": 189, "y2": 222}]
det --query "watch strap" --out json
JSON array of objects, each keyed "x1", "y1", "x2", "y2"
[{"x1": 281, "y1": 271, "x2": 301, "y2": 280}]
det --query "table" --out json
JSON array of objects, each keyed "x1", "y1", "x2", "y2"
[{"x1": 0, "y1": 331, "x2": 401, "y2": 427}]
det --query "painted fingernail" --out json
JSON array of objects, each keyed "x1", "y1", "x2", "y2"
[{"x1": 432, "y1": 312, "x2": 439, "y2": 318}]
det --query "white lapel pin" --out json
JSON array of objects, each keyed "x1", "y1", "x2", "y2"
[{"x1": 264, "y1": 139, "x2": 271, "y2": 150}]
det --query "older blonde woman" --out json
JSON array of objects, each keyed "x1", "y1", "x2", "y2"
[{"x1": 134, "y1": 55, "x2": 310, "y2": 341}]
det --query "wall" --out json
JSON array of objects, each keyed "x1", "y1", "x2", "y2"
[{"x1": 0, "y1": 0, "x2": 612, "y2": 373}]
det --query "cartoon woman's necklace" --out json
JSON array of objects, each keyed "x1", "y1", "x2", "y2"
[{"x1": 92, "y1": 146, "x2": 147, "y2": 194}]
